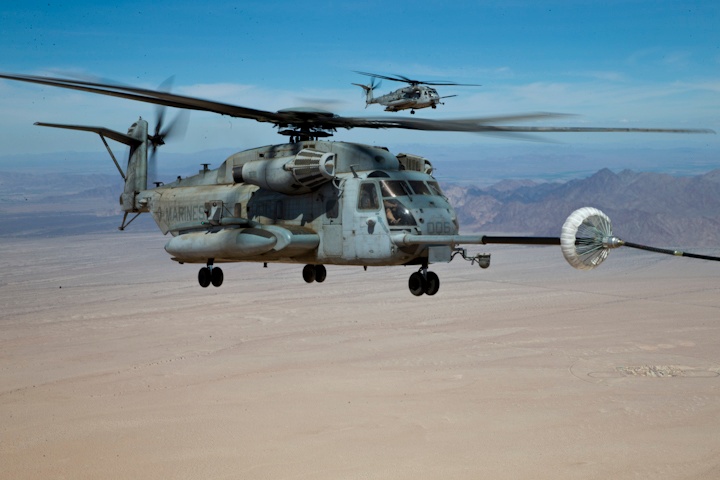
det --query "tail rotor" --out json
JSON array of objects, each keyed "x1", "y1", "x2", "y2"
[
  {"x1": 351, "y1": 77, "x2": 380, "y2": 107},
  {"x1": 146, "y1": 77, "x2": 189, "y2": 185}
]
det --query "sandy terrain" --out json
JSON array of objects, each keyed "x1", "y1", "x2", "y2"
[{"x1": 1, "y1": 232, "x2": 719, "y2": 479}]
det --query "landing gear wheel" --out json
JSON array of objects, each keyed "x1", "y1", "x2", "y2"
[
  {"x1": 211, "y1": 267, "x2": 224, "y2": 287},
  {"x1": 302, "y1": 264, "x2": 316, "y2": 283},
  {"x1": 408, "y1": 271, "x2": 426, "y2": 296},
  {"x1": 198, "y1": 267, "x2": 211, "y2": 288},
  {"x1": 425, "y1": 271, "x2": 440, "y2": 296},
  {"x1": 314, "y1": 264, "x2": 327, "y2": 283}
]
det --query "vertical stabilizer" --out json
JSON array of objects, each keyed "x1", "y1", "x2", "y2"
[{"x1": 121, "y1": 118, "x2": 149, "y2": 212}]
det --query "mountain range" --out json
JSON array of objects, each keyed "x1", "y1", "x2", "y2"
[
  {"x1": 1, "y1": 168, "x2": 719, "y2": 248},
  {"x1": 445, "y1": 168, "x2": 720, "y2": 247}
]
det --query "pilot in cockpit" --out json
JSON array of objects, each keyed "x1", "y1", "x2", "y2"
[{"x1": 384, "y1": 200, "x2": 400, "y2": 225}]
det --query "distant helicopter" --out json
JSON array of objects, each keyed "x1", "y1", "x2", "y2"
[
  {"x1": 352, "y1": 71, "x2": 481, "y2": 114},
  {"x1": 0, "y1": 72, "x2": 716, "y2": 297}
]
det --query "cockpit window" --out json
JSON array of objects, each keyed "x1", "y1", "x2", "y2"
[
  {"x1": 358, "y1": 182, "x2": 379, "y2": 210},
  {"x1": 383, "y1": 198, "x2": 416, "y2": 226},
  {"x1": 408, "y1": 180, "x2": 432, "y2": 195},
  {"x1": 380, "y1": 180, "x2": 412, "y2": 198},
  {"x1": 427, "y1": 181, "x2": 444, "y2": 196}
]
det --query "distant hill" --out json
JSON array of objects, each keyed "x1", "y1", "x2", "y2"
[
  {"x1": 0, "y1": 171, "x2": 154, "y2": 236},
  {"x1": 446, "y1": 168, "x2": 720, "y2": 247},
  {"x1": 1, "y1": 168, "x2": 719, "y2": 247}
]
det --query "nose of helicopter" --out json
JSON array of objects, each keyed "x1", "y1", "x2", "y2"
[{"x1": 415, "y1": 202, "x2": 459, "y2": 236}]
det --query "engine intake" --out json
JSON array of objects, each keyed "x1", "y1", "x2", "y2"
[{"x1": 233, "y1": 148, "x2": 336, "y2": 194}]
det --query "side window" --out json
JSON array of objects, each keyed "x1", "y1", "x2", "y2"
[{"x1": 358, "y1": 182, "x2": 379, "y2": 210}]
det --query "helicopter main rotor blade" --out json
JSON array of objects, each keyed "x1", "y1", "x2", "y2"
[
  {"x1": 354, "y1": 71, "x2": 481, "y2": 87},
  {"x1": 334, "y1": 115, "x2": 714, "y2": 135},
  {"x1": 354, "y1": 71, "x2": 413, "y2": 84},
  {"x1": 1, "y1": 72, "x2": 714, "y2": 136},
  {"x1": 424, "y1": 82, "x2": 483, "y2": 86},
  {"x1": 469, "y1": 126, "x2": 716, "y2": 134},
  {"x1": 0, "y1": 73, "x2": 285, "y2": 125},
  {"x1": 0, "y1": 73, "x2": 560, "y2": 130}
]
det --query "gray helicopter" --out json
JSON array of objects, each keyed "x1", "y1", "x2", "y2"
[
  {"x1": 352, "y1": 71, "x2": 481, "y2": 114},
  {"x1": 0, "y1": 72, "x2": 716, "y2": 296}
]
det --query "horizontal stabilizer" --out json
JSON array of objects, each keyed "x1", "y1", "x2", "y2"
[{"x1": 34, "y1": 122, "x2": 143, "y2": 147}]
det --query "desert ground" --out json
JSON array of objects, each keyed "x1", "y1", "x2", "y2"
[{"x1": 1, "y1": 232, "x2": 719, "y2": 479}]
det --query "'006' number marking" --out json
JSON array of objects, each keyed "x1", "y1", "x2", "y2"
[{"x1": 427, "y1": 221, "x2": 454, "y2": 234}]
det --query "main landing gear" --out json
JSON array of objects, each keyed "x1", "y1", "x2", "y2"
[
  {"x1": 196, "y1": 263, "x2": 326, "y2": 288},
  {"x1": 408, "y1": 265, "x2": 439, "y2": 296},
  {"x1": 303, "y1": 264, "x2": 327, "y2": 283},
  {"x1": 198, "y1": 261, "x2": 223, "y2": 288}
]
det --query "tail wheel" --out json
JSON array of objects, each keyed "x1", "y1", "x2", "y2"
[
  {"x1": 408, "y1": 271, "x2": 426, "y2": 296},
  {"x1": 198, "y1": 267, "x2": 211, "y2": 288}
]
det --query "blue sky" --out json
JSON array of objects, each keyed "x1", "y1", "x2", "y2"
[{"x1": 0, "y1": 0, "x2": 718, "y2": 170}]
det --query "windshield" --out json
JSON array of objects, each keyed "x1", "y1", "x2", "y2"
[
  {"x1": 408, "y1": 180, "x2": 432, "y2": 195},
  {"x1": 427, "y1": 181, "x2": 444, "y2": 196},
  {"x1": 383, "y1": 198, "x2": 416, "y2": 227},
  {"x1": 380, "y1": 180, "x2": 412, "y2": 198}
]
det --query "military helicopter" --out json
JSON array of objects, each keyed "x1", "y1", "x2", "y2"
[
  {"x1": 0, "y1": 72, "x2": 717, "y2": 297},
  {"x1": 352, "y1": 71, "x2": 481, "y2": 114}
]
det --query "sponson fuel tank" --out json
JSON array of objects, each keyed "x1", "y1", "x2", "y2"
[{"x1": 165, "y1": 225, "x2": 319, "y2": 262}]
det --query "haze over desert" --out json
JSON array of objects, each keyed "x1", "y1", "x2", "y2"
[{"x1": 1, "y1": 232, "x2": 719, "y2": 479}]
